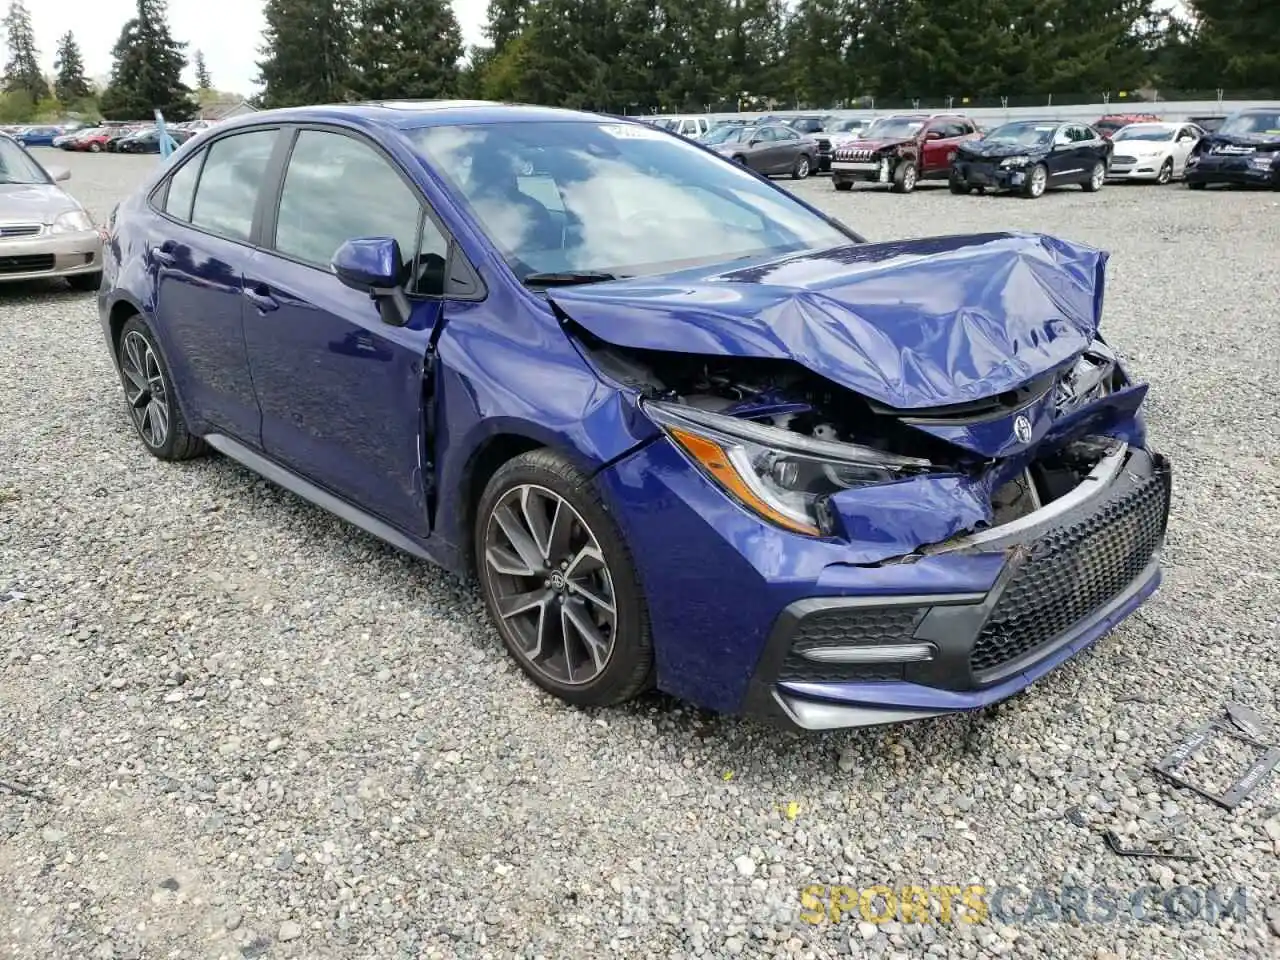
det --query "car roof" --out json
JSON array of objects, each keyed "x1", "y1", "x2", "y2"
[{"x1": 215, "y1": 100, "x2": 611, "y2": 134}]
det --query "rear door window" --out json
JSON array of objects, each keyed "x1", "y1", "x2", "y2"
[{"x1": 189, "y1": 130, "x2": 278, "y2": 243}]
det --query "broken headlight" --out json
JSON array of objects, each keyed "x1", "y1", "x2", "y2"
[{"x1": 643, "y1": 399, "x2": 937, "y2": 537}]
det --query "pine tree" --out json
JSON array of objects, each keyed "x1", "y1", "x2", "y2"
[
  {"x1": 2, "y1": 0, "x2": 46, "y2": 102},
  {"x1": 1182, "y1": 0, "x2": 1280, "y2": 89},
  {"x1": 257, "y1": 0, "x2": 355, "y2": 107},
  {"x1": 99, "y1": 0, "x2": 195, "y2": 120},
  {"x1": 53, "y1": 31, "x2": 93, "y2": 104},
  {"x1": 194, "y1": 48, "x2": 212, "y2": 89},
  {"x1": 349, "y1": 0, "x2": 463, "y2": 100}
]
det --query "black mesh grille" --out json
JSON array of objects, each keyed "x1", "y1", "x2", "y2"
[
  {"x1": 780, "y1": 606, "x2": 925, "y2": 682},
  {"x1": 970, "y1": 466, "x2": 1171, "y2": 680},
  {"x1": 0, "y1": 254, "x2": 55, "y2": 274}
]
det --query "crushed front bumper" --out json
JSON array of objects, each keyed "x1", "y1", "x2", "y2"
[
  {"x1": 1185, "y1": 156, "x2": 1280, "y2": 186},
  {"x1": 741, "y1": 445, "x2": 1171, "y2": 729},
  {"x1": 952, "y1": 160, "x2": 1027, "y2": 190},
  {"x1": 0, "y1": 229, "x2": 102, "y2": 282}
]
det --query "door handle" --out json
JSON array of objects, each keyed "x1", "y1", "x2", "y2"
[{"x1": 243, "y1": 286, "x2": 279, "y2": 312}]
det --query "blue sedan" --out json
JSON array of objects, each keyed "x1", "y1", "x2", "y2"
[{"x1": 98, "y1": 102, "x2": 1170, "y2": 730}]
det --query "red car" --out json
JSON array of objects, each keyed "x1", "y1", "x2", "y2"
[
  {"x1": 1093, "y1": 113, "x2": 1161, "y2": 139},
  {"x1": 69, "y1": 128, "x2": 118, "y2": 152},
  {"x1": 829, "y1": 114, "x2": 981, "y2": 193}
]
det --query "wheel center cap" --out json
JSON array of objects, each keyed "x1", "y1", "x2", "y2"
[{"x1": 549, "y1": 572, "x2": 567, "y2": 592}]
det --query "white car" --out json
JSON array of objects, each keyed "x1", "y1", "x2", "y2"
[{"x1": 1106, "y1": 122, "x2": 1204, "y2": 184}]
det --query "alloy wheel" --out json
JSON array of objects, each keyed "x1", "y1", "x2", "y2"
[
  {"x1": 1029, "y1": 165, "x2": 1047, "y2": 197},
  {"x1": 1157, "y1": 160, "x2": 1173, "y2": 184},
  {"x1": 903, "y1": 165, "x2": 917, "y2": 190},
  {"x1": 797, "y1": 157, "x2": 810, "y2": 178},
  {"x1": 1091, "y1": 164, "x2": 1105, "y2": 189},
  {"x1": 482, "y1": 484, "x2": 617, "y2": 686},
  {"x1": 119, "y1": 330, "x2": 170, "y2": 448}
]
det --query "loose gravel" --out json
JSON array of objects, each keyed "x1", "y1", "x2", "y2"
[{"x1": 1, "y1": 149, "x2": 1277, "y2": 960}]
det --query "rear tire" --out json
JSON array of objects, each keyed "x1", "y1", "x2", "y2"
[
  {"x1": 475, "y1": 449, "x2": 654, "y2": 708},
  {"x1": 833, "y1": 180, "x2": 853, "y2": 191},
  {"x1": 1082, "y1": 161, "x2": 1105, "y2": 192},
  {"x1": 949, "y1": 176, "x2": 970, "y2": 195},
  {"x1": 891, "y1": 161, "x2": 917, "y2": 193},
  {"x1": 116, "y1": 316, "x2": 207, "y2": 461},
  {"x1": 1187, "y1": 180, "x2": 1206, "y2": 190},
  {"x1": 89, "y1": 142, "x2": 102, "y2": 153},
  {"x1": 731, "y1": 154, "x2": 747, "y2": 166}
]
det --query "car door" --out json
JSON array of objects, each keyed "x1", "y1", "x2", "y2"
[
  {"x1": 240, "y1": 126, "x2": 453, "y2": 538},
  {"x1": 920, "y1": 120, "x2": 959, "y2": 175},
  {"x1": 1046, "y1": 124, "x2": 1080, "y2": 182},
  {"x1": 1172, "y1": 125, "x2": 1199, "y2": 174},
  {"x1": 150, "y1": 128, "x2": 280, "y2": 444},
  {"x1": 775, "y1": 126, "x2": 806, "y2": 172}
]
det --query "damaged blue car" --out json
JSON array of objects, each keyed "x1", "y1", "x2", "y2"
[{"x1": 99, "y1": 102, "x2": 1171, "y2": 730}]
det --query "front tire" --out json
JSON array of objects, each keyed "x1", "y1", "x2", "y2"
[
  {"x1": 1187, "y1": 180, "x2": 1206, "y2": 190},
  {"x1": 116, "y1": 316, "x2": 207, "y2": 461},
  {"x1": 949, "y1": 175, "x2": 970, "y2": 195},
  {"x1": 791, "y1": 154, "x2": 812, "y2": 180},
  {"x1": 891, "y1": 161, "x2": 917, "y2": 193},
  {"x1": 89, "y1": 142, "x2": 102, "y2": 153},
  {"x1": 1023, "y1": 163, "x2": 1048, "y2": 199},
  {"x1": 66, "y1": 271, "x2": 101, "y2": 293},
  {"x1": 1156, "y1": 159, "x2": 1173, "y2": 185},
  {"x1": 475, "y1": 449, "x2": 654, "y2": 708}
]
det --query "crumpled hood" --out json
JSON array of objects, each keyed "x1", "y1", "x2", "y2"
[
  {"x1": 838, "y1": 137, "x2": 910, "y2": 152},
  {"x1": 958, "y1": 140, "x2": 1047, "y2": 159},
  {"x1": 0, "y1": 183, "x2": 81, "y2": 223},
  {"x1": 551, "y1": 232, "x2": 1108, "y2": 411},
  {"x1": 1201, "y1": 132, "x2": 1280, "y2": 153}
]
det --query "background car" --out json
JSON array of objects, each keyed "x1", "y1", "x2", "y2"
[
  {"x1": 1093, "y1": 113, "x2": 1161, "y2": 139},
  {"x1": 115, "y1": 127, "x2": 195, "y2": 154},
  {"x1": 15, "y1": 125, "x2": 64, "y2": 147},
  {"x1": 1106, "y1": 122, "x2": 1203, "y2": 183},
  {"x1": 950, "y1": 119, "x2": 1113, "y2": 198},
  {"x1": 1184, "y1": 107, "x2": 1280, "y2": 189},
  {"x1": 1188, "y1": 114, "x2": 1226, "y2": 133},
  {"x1": 703, "y1": 122, "x2": 817, "y2": 178},
  {"x1": 0, "y1": 134, "x2": 102, "y2": 289},
  {"x1": 824, "y1": 116, "x2": 872, "y2": 149},
  {"x1": 98, "y1": 102, "x2": 1169, "y2": 733},
  {"x1": 829, "y1": 113, "x2": 980, "y2": 193}
]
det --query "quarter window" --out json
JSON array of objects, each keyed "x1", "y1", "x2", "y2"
[
  {"x1": 273, "y1": 130, "x2": 422, "y2": 277},
  {"x1": 189, "y1": 130, "x2": 277, "y2": 242},
  {"x1": 163, "y1": 153, "x2": 203, "y2": 221}
]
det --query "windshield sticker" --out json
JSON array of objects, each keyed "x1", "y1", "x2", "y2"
[{"x1": 600, "y1": 124, "x2": 666, "y2": 140}]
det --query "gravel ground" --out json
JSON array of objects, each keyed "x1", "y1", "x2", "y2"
[{"x1": 2, "y1": 149, "x2": 1277, "y2": 960}]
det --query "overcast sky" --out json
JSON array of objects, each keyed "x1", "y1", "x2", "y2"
[{"x1": 34, "y1": 0, "x2": 492, "y2": 96}]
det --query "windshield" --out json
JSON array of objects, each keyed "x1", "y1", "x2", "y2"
[
  {"x1": 1113, "y1": 124, "x2": 1175, "y2": 142},
  {"x1": 867, "y1": 118, "x2": 925, "y2": 139},
  {"x1": 411, "y1": 121, "x2": 850, "y2": 283},
  {"x1": 702, "y1": 124, "x2": 752, "y2": 145},
  {"x1": 1220, "y1": 111, "x2": 1280, "y2": 137},
  {"x1": 0, "y1": 138, "x2": 51, "y2": 184},
  {"x1": 985, "y1": 122, "x2": 1057, "y2": 146},
  {"x1": 649, "y1": 118, "x2": 676, "y2": 131}
]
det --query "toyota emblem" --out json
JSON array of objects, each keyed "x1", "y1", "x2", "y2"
[{"x1": 1013, "y1": 415, "x2": 1033, "y2": 444}]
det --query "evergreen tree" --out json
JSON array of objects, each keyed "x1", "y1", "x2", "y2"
[
  {"x1": 194, "y1": 48, "x2": 212, "y2": 89},
  {"x1": 2, "y1": 0, "x2": 46, "y2": 102},
  {"x1": 1182, "y1": 0, "x2": 1280, "y2": 89},
  {"x1": 257, "y1": 0, "x2": 354, "y2": 107},
  {"x1": 99, "y1": 0, "x2": 195, "y2": 120},
  {"x1": 53, "y1": 31, "x2": 92, "y2": 104},
  {"x1": 349, "y1": 0, "x2": 463, "y2": 100}
]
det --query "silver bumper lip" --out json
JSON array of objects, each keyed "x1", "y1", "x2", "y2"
[{"x1": 0, "y1": 229, "x2": 102, "y2": 281}]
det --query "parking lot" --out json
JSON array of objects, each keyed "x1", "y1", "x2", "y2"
[{"x1": 2, "y1": 148, "x2": 1278, "y2": 960}]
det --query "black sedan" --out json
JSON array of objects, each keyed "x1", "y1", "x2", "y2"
[
  {"x1": 115, "y1": 128, "x2": 195, "y2": 154},
  {"x1": 702, "y1": 123, "x2": 818, "y2": 179},
  {"x1": 1185, "y1": 108, "x2": 1280, "y2": 189},
  {"x1": 949, "y1": 120, "x2": 1113, "y2": 198}
]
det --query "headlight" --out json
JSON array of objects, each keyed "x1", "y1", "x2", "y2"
[
  {"x1": 50, "y1": 209, "x2": 94, "y2": 233},
  {"x1": 1249, "y1": 155, "x2": 1274, "y2": 169},
  {"x1": 643, "y1": 399, "x2": 937, "y2": 537},
  {"x1": 1000, "y1": 155, "x2": 1030, "y2": 168}
]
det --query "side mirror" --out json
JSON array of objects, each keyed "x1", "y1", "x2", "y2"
[
  {"x1": 332, "y1": 236, "x2": 412, "y2": 327},
  {"x1": 748, "y1": 138, "x2": 762, "y2": 146},
  {"x1": 925, "y1": 130, "x2": 943, "y2": 140},
  {"x1": 47, "y1": 166, "x2": 71, "y2": 183}
]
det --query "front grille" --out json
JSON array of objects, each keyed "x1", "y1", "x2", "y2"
[
  {"x1": 779, "y1": 605, "x2": 926, "y2": 682},
  {"x1": 970, "y1": 465, "x2": 1171, "y2": 680},
  {"x1": 0, "y1": 224, "x2": 41, "y2": 239},
  {"x1": 0, "y1": 254, "x2": 55, "y2": 274},
  {"x1": 837, "y1": 148, "x2": 877, "y2": 161},
  {"x1": 1113, "y1": 155, "x2": 1136, "y2": 164}
]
